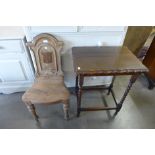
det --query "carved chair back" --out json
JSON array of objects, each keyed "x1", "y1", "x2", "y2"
[{"x1": 27, "y1": 33, "x2": 63, "y2": 76}]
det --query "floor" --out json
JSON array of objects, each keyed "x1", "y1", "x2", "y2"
[{"x1": 0, "y1": 75, "x2": 155, "y2": 129}]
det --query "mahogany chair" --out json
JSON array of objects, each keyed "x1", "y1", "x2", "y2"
[{"x1": 22, "y1": 33, "x2": 70, "y2": 121}]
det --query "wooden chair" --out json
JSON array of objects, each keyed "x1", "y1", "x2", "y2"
[
  {"x1": 123, "y1": 26, "x2": 153, "y2": 57},
  {"x1": 22, "y1": 33, "x2": 70, "y2": 121}
]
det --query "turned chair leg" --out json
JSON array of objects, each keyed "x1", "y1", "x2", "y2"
[
  {"x1": 63, "y1": 101, "x2": 69, "y2": 120},
  {"x1": 25, "y1": 102, "x2": 39, "y2": 122}
]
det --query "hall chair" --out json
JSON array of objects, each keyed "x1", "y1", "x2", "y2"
[{"x1": 22, "y1": 33, "x2": 70, "y2": 121}]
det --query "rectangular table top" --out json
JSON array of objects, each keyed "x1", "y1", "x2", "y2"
[{"x1": 72, "y1": 46, "x2": 148, "y2": 76}]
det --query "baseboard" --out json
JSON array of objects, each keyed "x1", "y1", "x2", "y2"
[{"x1": 0, "y1": 83, "x2": 32, "y2": 94}]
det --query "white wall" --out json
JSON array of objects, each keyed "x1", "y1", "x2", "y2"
[
  {"x1": 24, "y1": 26, "x2": 127, "y2": 87},
  {"x1": 0, "y1": 26, "x2": 25, "y2": 38},
  {"x1": 0, "y1": 26, "x2": 128, "y2": 90}
]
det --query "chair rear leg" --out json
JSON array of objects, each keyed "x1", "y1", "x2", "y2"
[
  {"x1": 25, "y1": 102, "x2": 39, "y2": 122},
  {"x1": 63, "y1": 101, "x2": 69, "y2": 120}
]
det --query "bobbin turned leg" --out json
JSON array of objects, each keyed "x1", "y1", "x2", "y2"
[
  {"x1": 25, "y1": 102, "x2": 39, "y2": 122},
  {"x1": 114, "y1": 74, "x2": 139, "y2": 116},
  {"x1": 77, "y1": 75, "x2": 84, "y2": 117},
  {"x1": 75, "y1": 75, "x2": 79, "y2": 95},
  {"x1": 63, "y1": 101, "x2": 69, "y2": 120}
]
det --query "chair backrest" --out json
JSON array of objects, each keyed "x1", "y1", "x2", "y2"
[{"x1": 27, "y1": 33, "x2": 63, "y2": 76}]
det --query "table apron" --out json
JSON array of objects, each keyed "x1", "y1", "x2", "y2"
[{"x1": 76, "y1": 72, "x2": 144, "y2": 76}]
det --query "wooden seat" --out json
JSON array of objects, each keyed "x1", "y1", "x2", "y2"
[
  {"x1": 22, "y1": 33, "x2": 70, "y2": 121},
  {"x1": 22, "y1": 76, "x2": 69, "y2": 104}
]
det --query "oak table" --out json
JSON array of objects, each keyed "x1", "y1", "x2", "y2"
[{"x1": 72, "y1": 46, "x2": 148, "y2": 117}]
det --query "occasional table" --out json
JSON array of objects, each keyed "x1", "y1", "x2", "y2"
[{"x1": 72, "y1": 46, "x2": 148, "y2": 117}]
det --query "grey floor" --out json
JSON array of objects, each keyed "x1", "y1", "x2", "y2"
[{"x1": 0, "y1": 75, "x2": 155, "y2": 129}]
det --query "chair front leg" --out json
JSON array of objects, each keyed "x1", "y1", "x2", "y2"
[
  {"x1": 25, "y1": 102, "x2": 39, "y2": 122},
  {"x1": 63, "y1": 101, "x2": 69, "y2": 120}
]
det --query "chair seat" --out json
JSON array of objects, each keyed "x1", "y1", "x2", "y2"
[{"x1": 22, "y1": 76, "x2": 69, "y2": 104}]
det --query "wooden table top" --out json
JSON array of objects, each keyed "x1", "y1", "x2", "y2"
[{"x1": 72, "y1": 46, "x2": 148, "y2": 75}]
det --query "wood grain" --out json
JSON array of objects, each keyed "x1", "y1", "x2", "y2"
[
  {"x1": 72, "y1": 46, "x2": 148, "y2": 75},
  {"x1": 22, "y1": 33, "x2": 70, "y2": 121}
]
